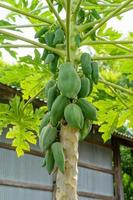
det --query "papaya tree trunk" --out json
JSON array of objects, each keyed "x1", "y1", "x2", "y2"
[{"x1": 55, "y1": 125, "x2": 79, "y2": 200}]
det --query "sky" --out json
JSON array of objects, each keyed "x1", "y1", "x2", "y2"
[{"x1": 0, "y1": 5, "x2": 133, "y2": 63}]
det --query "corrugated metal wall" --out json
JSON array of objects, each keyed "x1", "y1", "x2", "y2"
[{"x1": 0, "y1": 133, "x2": 114, "y2": 200}]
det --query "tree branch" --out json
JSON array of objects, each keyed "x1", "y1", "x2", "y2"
[
  {"x1": 81, "y1": 40, "x2": 133, "y2": 45},
  {"x1": 0, "y1": 24, "x2": 47, "y2": 29},
  {"x1": 99, "y1": 79, "x2": 133, "y2": 96},
  {"x1": 93, "y1": 54, "x2": 133, "y2": 60},
  {"x1": 46, "y1": 0, "x2": 65, "y2": 31},
  {"x1": 96, "y1": 36, "x2": 133, "y2": 53},
  {"x1": 82, "y1": 0, "x2": 133, "y2": 40},
  {"x1": 81, "y1": 37, "x2": 133, "y2": 53},
  {"x1": 0, "y1": 2, "x2": 53, "y2": 24},
  {"x1": 0, "y1": 30, "x2": 65, "y2": 57},
  {"x1": 66, "y1": 0, "x2": 71, "y2": 61}
]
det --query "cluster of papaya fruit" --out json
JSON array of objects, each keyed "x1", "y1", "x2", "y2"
[
  {"x1": 39, "y1": 52, "x2": 99, "y2": 174},
  {"x1": 35, "y1": 26, "x2": 64, "y2": 74}
]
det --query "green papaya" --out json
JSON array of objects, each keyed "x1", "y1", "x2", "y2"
[
  {"x1": 88, "y1": 78, "x2": 93, "y2": 95},
  {"x1": 39, "y1": 124, "x2": 57, "y2": 152},
  {"x1": 53, "y1": 28, "x2": 64, "y2": 45},
  {"x1": 42, "y1": 49, "x2": 49, "y2": 61},
  {"x1": 50, "y1": 95, "x2": 69, "y2": 126},
  {"x1": 51, "y1": 142, "x2": 65, "y2": 173},
  {"x1": 44, "y1": 79, "x2": 56, "y2": 97},
  {"x1": 39, "y1": 112, "x2": 50, "y2": 133},
  {"x1": 77, "y1": 98, "x2": 97, "y2": 121},
  {"x1": 78, "y1": 77, "x2": 91, "y2": 98},
  {"x1": 47, "y1": 85, "x2": 59, "y2": 111},
  {"x1": 45, "y1": 54, "x2": 55, "y2": 64},
  {"x1": 91, "y1": 61, "x2": 99, "y2": 84},
  {"x1": 44, "y1": 32, "x2": 55, "y2": 47},
  {"x1": 46, "y1": 148, "x2": 55, "y2": 174},
  {"x1": 64, "y1": 103, "x2": 84, "y2": 129},
  {"x1": 39, "y1": 36, "x2": 46, "y2": 43},
  {"x1": 35, "y1": 27, "x2": 48, "y2": 38},
  {"x1": 58, "y1": 62, "x2": 81, "y2": 98},
  {"x1": 79, "y1": 120, "x2": 92, "y2": 141},
  {"x1": 81, "y1": 53, "x2": 92, "y2": 77},
  {"x1": 49, "y1": 55, "x2": 59, "y2": 74}
]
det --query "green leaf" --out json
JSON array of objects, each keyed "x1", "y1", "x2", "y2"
[{"x1": 100, "y1": 112, "x2": 119, "y2": 142}]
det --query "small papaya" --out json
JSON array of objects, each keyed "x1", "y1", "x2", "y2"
[
  {"x1": 77, "y1": 98, "x2": 97, "y2": 121},
  {"x1": 58, "y1": 62, "x2": 81, "y2": 98},
  {"x1": 39, "y1": 124, "x2": 57, "y2": 152},
  {"x1": 46, "y1": 148, "x2": 55, "y2": 174},
  {"x1": 44, "y1": 32, "x2": 55, "y2": 47},
  {"x1": 39, "y1": 112, "x2": 51, "y2": 133},
  {"x1": 78, "y1": 77, "x2": 91, "y2": 98},
  {"x1": 81, "y1": 53, "x2": 92, "y2": 77},
  {"x1": 49, "y1": 55, "x2": 59, "y2": 74},
  {"x1": 45, "y1": 54, "x2": 55, "y2": 64},
  {"x1": 51, "y1": 95, "x2": 69, "y2": 126},
  {"x1": 44, "y1": 79, "x2": 56, "y2": 97},
  {"x1": 42, "y1": 49, "x2": 49, "y2": 61},
  {"x1": 47, "y1": 85, "x2": 59, "y2": 111},
  {"x1": 64, "y1": 103, "x2": 84, "y2": 129},
  {"x1": 91, "y1": 61, "x2": 99, "y2": 84},
  {"x1": 53, "y1": 28, "x2": 64, "y2": 45},
  {"x1": 79, "y1": 120, "x2": 92, "y2": 141},
  {"x1": 35, "y1": 26, "x2": 48, "y2": 38},
  {"x1": 51, "y1": 142, "x2": 65, "y2": 173}
]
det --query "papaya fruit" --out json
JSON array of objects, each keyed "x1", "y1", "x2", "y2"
[
  {"x1": 39, "y1": 112, "x2": 50, "y2": 133},
  {"x1": 39, "y1": 36, "x2": 46, "y2": 43},
  {"x1": 78, "y1": 77, "x2": 91, "y2": 98},
  {"x1": 91, "y1": 61, "x2": 99, "y2": 84},
  {"x1": 53, "y1": 28, "x2": 64, "y2": 45},
  {"x1": 49, "y1": 55, "x2": 59, "y2": 74},
  {"x1": 51, "y1": 142, "x2": 65, "y2": 173},
  {"x1": 42, "y1": 49, "x2": 49, "y2": 61},
  {"x1": 77, "y1": 98, "x2": 97, "y2": 121},
  {"x1": 47, "y1": 85, "x2": 59, "y2": 111},
  {"x1": 39, "y1": 124, "x2": 57, "y2": 152},
  {"x1": 81, "y1": 53, "x2": 92, "y2": 77},
  {"x1": 64, "y1": 103, "x2": 84, "y2": 129},
  {"x1": 44, "y1": 31, "x2": 55, "y2": 47},
  {"x1": 46, "y1": 148, "x2": 55, "y2": 174},
  {"x1": 50, "y1": 95, "x2": 69, "y2": 126},
  {"x1": 45, "y1": 54, "x2": 55, "y2": 64},
  {"x1": 44, "y1": 79, "x2": 56, "y2": 97},
  {"x1": 88, "y1": 78, "x2": 93, "y2": 95},
  {"x1": 35, "y1": 26, "x2": 48, "y2": 38},
  {"x1": 58, "y1": 62, "x2": 81, "y2": 98},
  {"x1": 79, "y1": 120, "x2": 92, "y2": 141}
]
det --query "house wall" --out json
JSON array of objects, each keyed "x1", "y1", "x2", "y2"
[{"x1": 0, "y1": 132, "x2": 114, "y2": 200}]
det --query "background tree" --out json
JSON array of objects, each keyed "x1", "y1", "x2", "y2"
[{"x1": 0, "y1": 0, "x2": 133, "y2": 199}]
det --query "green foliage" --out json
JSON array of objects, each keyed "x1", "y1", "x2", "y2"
[{"x1": 0, "y1": 96, "x2": 46, "y2": 157}]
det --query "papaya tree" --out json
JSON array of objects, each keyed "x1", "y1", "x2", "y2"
[{"x1": 0, "y1": 0, "x2": 133, "y2": 200}]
